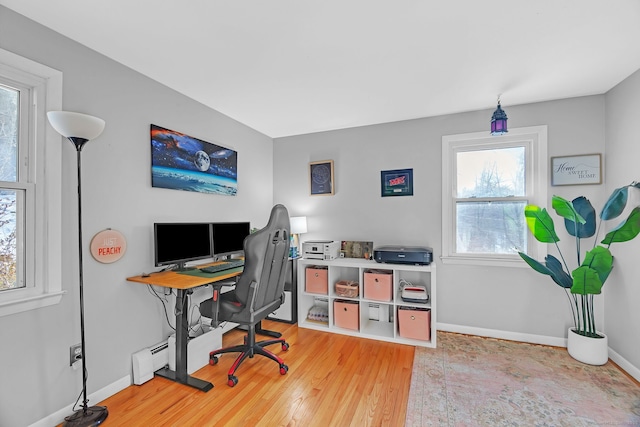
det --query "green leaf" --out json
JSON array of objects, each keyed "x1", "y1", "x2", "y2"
[
  {"x1": 552, "y1": 195, "x2": 586, "y2": 224},
  {"x1": 601, "y1": 185, "x2": 628, "y2": 220},
  {"x1": 571, "y1": 266, "x2": 603, "y2": 295},
  {"x1": 601, "y1": 206, "x2": 640, "y2": 244},
  {"x1": 565, "y1": 196, "x2": 595, "y2": 238},
  {"x1": 524, "y1": 205, "x2": 559, "y2": 243},
  {"x1": 518, "y1": 252, "x2": 572, "y2": 289},
  {"x1": 582, "y1": 246, "x2": 613, "y2": 285},
  {"x1": 518, "y1": 252, "x2": 552, "y2": 274}
]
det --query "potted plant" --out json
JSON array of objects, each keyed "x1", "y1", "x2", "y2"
[{"x1": 518, "y1": 181, "x2": 640, "y2": 365}]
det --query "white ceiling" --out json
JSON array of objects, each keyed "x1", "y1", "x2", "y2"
[{"x1": 3, "y1": 1, "x2": 640, "y2": 138}]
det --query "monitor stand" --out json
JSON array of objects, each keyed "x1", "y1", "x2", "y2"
[{"x1": 174, "y1": 262, "x2": 197, "y2": 272}]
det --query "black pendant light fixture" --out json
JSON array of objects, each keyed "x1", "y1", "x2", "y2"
[{"x1": 490, "y1": 96, "x2": 508, "y2": 135}]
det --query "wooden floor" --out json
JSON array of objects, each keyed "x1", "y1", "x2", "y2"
[{"x1": 94, "y1": 320, "x2": 415, "y2": 426}]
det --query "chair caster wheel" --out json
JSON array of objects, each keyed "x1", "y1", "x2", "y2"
[
  {"x1": 228, "y1": 375, "x2": 238, "y2": 387},
  {"x1": 282, "y1": 342, "x2": 289, "y2": 351},
  {"x1": 280, "y1": 364, "x2": 288, "y2": 375},
  {"x1": 209, "y1": 355, "x2": 218, "y2": 366}
]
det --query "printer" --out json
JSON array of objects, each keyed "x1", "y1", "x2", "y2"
[
  {"x1": 374, "y1": 246, "x2": 433, "y2": 265},
  {"x1": 302, "y1": 240, "x2": 340, "y2": 260}
]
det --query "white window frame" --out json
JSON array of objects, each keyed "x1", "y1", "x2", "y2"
[
  {"x1": 441, "y1": 126, "x2": 548, "y2": 267},
  {"x1": 0, "y1": 48, "x2": 63, "y2": 317}
]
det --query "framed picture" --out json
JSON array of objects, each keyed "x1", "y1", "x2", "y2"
[
  {"x1": 310, "y1": 160, "x2": 335, "y2": 195},
  {"x1": 150, "y1": 124, "x2": 238, "y2": 195},
  {"x1": 341, "y1": 241, "x2": 374, "y2": 260},
  {"x1": 551, "y1": 154, "x2": 601, "y2": 186},
  {"x1": 381, "y1": 168, "x2": 413, "y2": 197}
]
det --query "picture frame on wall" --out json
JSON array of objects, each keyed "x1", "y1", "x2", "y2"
[
  {"x1": 381, "y1": 168, "x2": 413, "y2": 197},
  {"x1": 310, "y1": 160, "x2": 335, "y2": 195},
  {"x1": 150, "y1": 124, "x2": 238, "y2": 195},
  {"x1": 551, "y1": 154, "x2": 602, "y2": 186}
]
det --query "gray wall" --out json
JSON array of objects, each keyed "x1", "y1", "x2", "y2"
[
  {"x1": 274, "y1": 96, "x2": 607, "y2": 342},
  {"x1": 604, "y1": 68, "x2": 640, "y2": 373},
  {"x1": 0, "y1": 6, "x2": 274, "y2": 427}
]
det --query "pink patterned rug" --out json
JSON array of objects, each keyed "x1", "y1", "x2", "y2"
[{"x1": 406, "y1": 332, "x2": 640, "y2": 426}]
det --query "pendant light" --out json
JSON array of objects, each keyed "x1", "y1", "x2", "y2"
[{"x1": 490, "y1": 96, "x2": 508, "y2": 135}]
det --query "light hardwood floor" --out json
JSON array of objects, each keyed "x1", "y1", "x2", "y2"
[{"x1": 93, "y1": 320, "x2": 415, "y2": 426}]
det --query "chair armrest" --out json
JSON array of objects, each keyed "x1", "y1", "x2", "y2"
[{"x1": 208, "y1": 282, "x2": 226, "y2": 328}]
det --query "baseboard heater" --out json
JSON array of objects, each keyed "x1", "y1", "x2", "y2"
[{"x1": 132, "y1": 340, "x2": 169, "y2": 385}]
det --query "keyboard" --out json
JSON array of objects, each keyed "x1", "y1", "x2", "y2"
[{"x1": 200, "y1": 259, "x2": 244, "y2": 274}]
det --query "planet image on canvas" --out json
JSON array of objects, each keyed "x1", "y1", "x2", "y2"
[{"x1": 194, "y1": 150, "x2": 211, "y2": 171}]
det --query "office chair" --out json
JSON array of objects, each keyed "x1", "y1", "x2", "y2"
[{"x1": 201, "y1": 204, "x2": 291, "y2": 387}]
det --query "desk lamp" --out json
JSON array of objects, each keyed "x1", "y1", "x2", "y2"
[
  {"x1": 289, "y1": 216, "x2": 307, "y2": 257},
  {"x1": 47, "y1": 111, "x2": 108, "y2": 427}
]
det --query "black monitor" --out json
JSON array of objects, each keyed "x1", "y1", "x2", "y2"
[
  {"x1": 154, "y1": 223, "x2": 213, "y2": 271},
  {"x1": 212, "y1": 222, "x2": 251, "y2": 259}
]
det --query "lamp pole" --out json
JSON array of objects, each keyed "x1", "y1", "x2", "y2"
[{"x1": 63, "y1": 137, "x2": 109, "y2": 427}]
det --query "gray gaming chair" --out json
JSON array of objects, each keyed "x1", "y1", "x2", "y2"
[{"x1": 201, "y1": 204, "x2": 291, "y2": 387}]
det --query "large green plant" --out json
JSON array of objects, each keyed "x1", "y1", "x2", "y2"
[{"x1": 518, "y1": 182, "x2": 640, "y2": 338}]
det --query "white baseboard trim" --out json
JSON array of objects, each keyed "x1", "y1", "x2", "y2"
[
  {"x1": 608, "y1": 347, "x2": 640, "y2": 383},
  {"x1": 437, "y1": 322, "x2": 567, "y2": 348},
  {"x1": 29, "y1": 375, "x2": 131, "y2": 427}
]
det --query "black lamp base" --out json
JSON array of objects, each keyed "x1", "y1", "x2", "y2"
[{"x1": 63, "y1": 406, "x2": 108, "y2": 427}]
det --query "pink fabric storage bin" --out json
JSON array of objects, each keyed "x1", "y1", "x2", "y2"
[
  {"x1": 334, "y1": 300, "x2": 359, "y2": 330},
  {"x1": 363, "y1": 269, "x2": 393, "y2": 301},
  {"x1": 398, "y1": 307, "x2": 431, "y2": 341},
  {"x1": 306, "y1": 266, "x2": 328, "y2": 294}
]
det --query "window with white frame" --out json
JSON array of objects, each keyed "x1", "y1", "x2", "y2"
[
  {"x1": 441, "y1": 126, "x2": 547, "y2": 267},
  {"x1": 0, "y1": 48, "x2": 63, "y2": 316}
]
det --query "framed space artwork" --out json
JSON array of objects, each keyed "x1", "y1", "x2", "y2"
[
  {"x1": 310, "y1": 160, "x2": 335, "y2": 195},
  {"x1": 150, "y1": 124, "x2": 238, "y2": 195}
]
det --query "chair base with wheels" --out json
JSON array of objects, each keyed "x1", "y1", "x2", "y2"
[{"x1": 209, "y1": 327, "x2": 289, "y2": 387}]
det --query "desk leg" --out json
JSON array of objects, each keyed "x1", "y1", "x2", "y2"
[{"x1": 155, "y1": 288, "x2": 213, "y2": 392}]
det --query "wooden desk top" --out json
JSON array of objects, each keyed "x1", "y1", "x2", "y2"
[{"x1": 126, "y1": 262, "x2": 242, "y2": 290}]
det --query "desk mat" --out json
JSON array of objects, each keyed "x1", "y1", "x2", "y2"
[{"x1": 177, "y1": 266, "x2": 243, "y2": 279}]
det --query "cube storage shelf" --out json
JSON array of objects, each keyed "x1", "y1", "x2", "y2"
[{"x1": 297, "y1": 257, "x2": 436, "y2": 348}]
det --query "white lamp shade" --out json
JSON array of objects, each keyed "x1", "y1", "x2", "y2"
[
  {"x1": 290, "y1": 216, "x2": 308, "y2": 234},
  {"x1": 47, "y1": 111, "x2": 105, "y2": 140}
]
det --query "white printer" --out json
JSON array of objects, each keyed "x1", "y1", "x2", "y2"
[{"x1": 302, "y1": 240, "x2": 340, "y2": 260}]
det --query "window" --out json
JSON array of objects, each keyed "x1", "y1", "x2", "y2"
[
  {"x1": 442, "y1": 126, "x2": 547, "y2": 267},
  {"x1": 0, "y1": 48, "x2": 63, "y2": 316}
]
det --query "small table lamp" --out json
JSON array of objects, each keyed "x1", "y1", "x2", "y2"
[{"x1": 289, "y1": 216, "x2": 308, "y2": 258}]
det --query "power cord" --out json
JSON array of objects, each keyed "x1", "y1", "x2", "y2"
[{"x1": 146, "y1": 284, "x2": 175, "y2": 331}]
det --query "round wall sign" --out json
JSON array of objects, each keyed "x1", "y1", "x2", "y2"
[{"x1": 90, "y1": 229, "x2": 127, "y2": 263}]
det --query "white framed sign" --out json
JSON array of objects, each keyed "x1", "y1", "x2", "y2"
[{"x1": 551, "y1": 154, "x2": 601, "y2": 186}]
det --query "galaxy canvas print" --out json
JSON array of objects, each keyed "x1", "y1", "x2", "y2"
[{"x1": 150, "y1": 124, "x2": 238, "y2": 195}]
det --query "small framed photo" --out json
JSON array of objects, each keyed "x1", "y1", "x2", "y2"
[
  {"x1": 381, "y1": 168, "x2": 413, "y2": 197},
  {"x1": 551, "y1": 154, "x2": 602, "y2": 186},
  {"x1": 310, "y1": 160, "x2": 335, "y2": 195}
]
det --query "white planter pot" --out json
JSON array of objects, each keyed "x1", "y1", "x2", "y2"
[{"x1": 567, "y1": 328, "x2": 608, "y2": 365}]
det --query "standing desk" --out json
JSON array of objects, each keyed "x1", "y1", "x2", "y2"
[{"x1": 126, "y1": 264, "x2": 243, "y2": 392}]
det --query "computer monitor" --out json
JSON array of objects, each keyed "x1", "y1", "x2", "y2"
[
  {"x1": 154, "y1": 223, "x2": 213, "y2": 271},
  {"x1": 212, "y1": 222, "x2": 251, "y2": 259}
]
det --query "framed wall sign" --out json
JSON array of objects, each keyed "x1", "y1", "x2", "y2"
[
  {"x1": 381, "y1": 168, "x2": 413, "y2": 197},
  {"x1": 90, "y1": 229, "x2": 127, "y2": 263},
  {"x1": 551, "y1": 154, "x2": 601, "y2": 186},
  {"x1": 310, "y1": 160, "x2": 335, "y2": 195}
]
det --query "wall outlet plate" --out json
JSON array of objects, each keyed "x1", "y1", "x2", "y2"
[{"x1": 70, "y1": 343, "x2": 82, "y2": 366}]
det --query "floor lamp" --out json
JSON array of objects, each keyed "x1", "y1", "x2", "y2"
[{"x1": 47, "y1": 111, "x2": 108, "y2": 427}]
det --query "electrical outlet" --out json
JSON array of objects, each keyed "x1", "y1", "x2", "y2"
[{"x1": 70, "y1": 343, "x2": 82, "y2": 366}]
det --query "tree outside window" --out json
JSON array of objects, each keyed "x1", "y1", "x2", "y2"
[{"x1": 0, "y1": 84, "x2": 18, "y2": 291}]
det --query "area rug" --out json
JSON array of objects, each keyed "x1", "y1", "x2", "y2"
[{"x1": 405, "y1": 332, "x2": 640, "y2": 426}]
